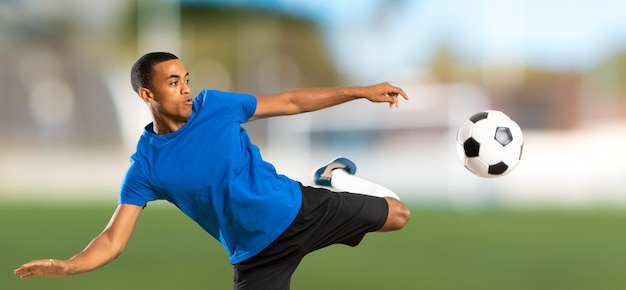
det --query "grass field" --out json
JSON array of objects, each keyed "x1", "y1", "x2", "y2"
[{"x1": 3, "y1": 201, "x2": 626, "y2": 290}]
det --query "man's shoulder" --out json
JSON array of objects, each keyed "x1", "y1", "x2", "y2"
[
  {"x1": 195, "y1": 90, "x2": 256, "y2": 113},
  {"x1": 194, "y1": 90, "x2": 230, "y2": 106}
]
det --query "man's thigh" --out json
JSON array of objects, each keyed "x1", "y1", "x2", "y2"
[{"x1": 233, "y1": 185, "x2": 388, "y2": 289}]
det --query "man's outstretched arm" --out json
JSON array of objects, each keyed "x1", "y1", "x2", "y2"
[
  {"x1": 249, "y1": 82, "x2": 409, "y2": 121},
  {"x1": 14, "y1": 203, "x2": 143, "y2": 279}
]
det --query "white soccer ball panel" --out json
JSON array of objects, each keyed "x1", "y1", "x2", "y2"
[
  {"x1": 507, "y1": 121, "x2": 524, "y2": 146},
  {"x1": 464, "y1": 157, "x2": 491, "y2": 178},
  {"x1": 456, "y1": 120, "x2": 474, "y2": 143},
  {"x1": 501, "y1": 145, "x2": 522, "y2": 168},
  {"x1": 470, "y1": 119, "x2": 498, "y2": 144},
  {"x1": 485, "y1": 110, "x2": 511, "y2": 123},
  {"x1": 478, "y1": 140, "x2": 506, "y2": 164}
]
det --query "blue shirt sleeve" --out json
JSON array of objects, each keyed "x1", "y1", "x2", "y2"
[
  {"x1": 196, "y1": 90, "x2": 257, "y2": 123},
  {"x1": 118, "y1": 156, "x2": 159, "y2": 206}
]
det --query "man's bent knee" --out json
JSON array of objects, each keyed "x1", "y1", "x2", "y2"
[{"x1": 379, "y1": 197, "x2": 410, "y2": 232}]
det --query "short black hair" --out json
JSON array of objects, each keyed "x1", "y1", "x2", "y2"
[{"x1": 130, "y1": 52, "x2": 179, "y2": 93}]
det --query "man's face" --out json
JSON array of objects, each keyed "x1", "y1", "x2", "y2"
[{"x1": 146, "y1": 59, "x2": 192, "y2": 123}]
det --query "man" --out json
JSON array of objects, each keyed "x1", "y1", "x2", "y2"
[{"x1": 14, "y1": 52, "x2": 411, "y2": 289}]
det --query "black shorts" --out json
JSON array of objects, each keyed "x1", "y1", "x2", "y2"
[{"x1": 233, "y1": 183, "x2": 389, "y2": 290}]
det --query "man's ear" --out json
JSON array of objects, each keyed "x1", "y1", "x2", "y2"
[{"x1": 139, "y1": 87, "x2": 153, "y2": 103}]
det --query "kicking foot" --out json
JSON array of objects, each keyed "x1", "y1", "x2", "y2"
[{"x1": 312, "y1": 157, "x2": 357, "y2": 187}]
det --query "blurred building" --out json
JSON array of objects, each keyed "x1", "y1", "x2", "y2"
[{"x1": 0, "y1": 3, "x2": 122, "y2": 148}]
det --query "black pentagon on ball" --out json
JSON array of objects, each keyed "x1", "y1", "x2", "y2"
[
  {"x1": 463, "y1": 137, "x2": 480, "y2": 157},
  {"x1": 494, "y1": 127, "x2": 513, "y2": 146},
  {"x1": 469, "y1": 111, "x2": 489, "y2": 123},
  {"x1": 488, "y1": 162, "x2": 509, "y2": 175}
]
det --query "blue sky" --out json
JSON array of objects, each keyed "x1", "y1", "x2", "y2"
[{"x1": 187, "y1": 0, "x2": 626, "y2": 82}]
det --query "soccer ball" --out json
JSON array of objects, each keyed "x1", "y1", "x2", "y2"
[{"x1": 456, "y1": 110, "x2": 524, "y2": 178}]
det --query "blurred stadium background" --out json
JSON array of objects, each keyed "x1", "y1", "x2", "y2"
[
  {"x1": 2, "y1": 0, "x2": 626, "y2": 289},
  {"x1": 1, "y1": 0, "x2": 625, "y2": 205}
]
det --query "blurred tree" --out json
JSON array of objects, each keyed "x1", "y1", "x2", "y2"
[
  {"x1": 117, "y1": 2, "x2": 340, "y2": 93},
  {"x1": 589, "y1": 52, "x2": 626, "y2": 99},
  {"x1": 428, "y1": 43, "x2": 457, "y2": 83},
  {"x1": 115, "y1": 1, "x2": 342, "y2": 145}
]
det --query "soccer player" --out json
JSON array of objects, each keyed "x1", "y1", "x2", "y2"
[{"x1": 14, "y1": 52, "x2": 411, "y2": 289}]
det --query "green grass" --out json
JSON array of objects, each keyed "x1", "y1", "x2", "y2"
[{"x1": 3, "y1": 202, "x2": 626, "y2": 289}]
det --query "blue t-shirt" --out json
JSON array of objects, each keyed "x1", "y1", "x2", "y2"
[{"x1": 119, "y1": 90, "x2": 302, "y2": 264}]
